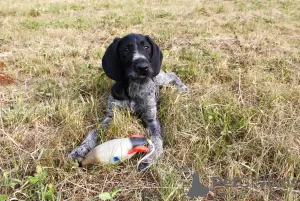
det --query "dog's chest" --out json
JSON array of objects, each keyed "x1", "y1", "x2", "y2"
[{"x1": 127, "y1": 79, "x2": 158, "y2": 113}]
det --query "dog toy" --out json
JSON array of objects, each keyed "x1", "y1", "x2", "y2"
[{"x1": 81, "y1": 135, "x2": 154, "y2": 168}]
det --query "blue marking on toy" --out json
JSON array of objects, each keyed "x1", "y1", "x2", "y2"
[{"x1": 113, "y1": 156, "x2": 120, "y2": 162}]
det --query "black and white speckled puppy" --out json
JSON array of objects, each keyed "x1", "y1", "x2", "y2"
[{"x1": 68, "y1": 33, "x2": 188, "y2": 171}]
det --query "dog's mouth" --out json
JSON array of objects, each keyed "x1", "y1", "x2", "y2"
[{"x1": 127, "y1": 72, "x2": 149, "y2": 80}]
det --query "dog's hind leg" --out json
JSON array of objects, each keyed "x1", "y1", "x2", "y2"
[
  {"x1": 68, "y1": 95, "x2": 129, "y2": 161},
  {"x1": 154, "y1": 71, "x2": 188, "y2": 92}
]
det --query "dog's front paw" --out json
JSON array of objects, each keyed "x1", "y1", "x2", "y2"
[
  {"x1": 137, "y1": 160, "x2": 152, "y2": 172},
  {"x1": 137, "y1": 152, "x2": 162, "y2": 172},
  {"x1": 68, "y1": 129, "x2": 99, "y2": 162},
  {"x1": 137, "y1": 136, "x2": 163, "y2": 172},
  {"x1": 68, "y1": 145, "x2": 90, "y2": 162}
]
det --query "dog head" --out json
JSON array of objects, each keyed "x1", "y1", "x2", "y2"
[{"x1": 102, "y1": 33, "x2": 163, "y2": 81}]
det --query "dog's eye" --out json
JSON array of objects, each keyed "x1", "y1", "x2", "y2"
[
  {"x1": 144, "y1": 46, "x2": 149, "y2": 50},
  {"x1": 123, "y1": 48, "x2": 129, "y2": 52}
]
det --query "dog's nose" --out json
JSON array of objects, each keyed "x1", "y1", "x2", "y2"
[{"x1": 136, "y1": 64, "x2": 149, "y2": 72}]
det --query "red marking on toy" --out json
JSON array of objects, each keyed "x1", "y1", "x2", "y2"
[
  {"x1": 129, "y1": 134, "x2": 144, "y2": 138},
  {"x1": 128, "y1": 146, "x2": 149, "y2": 154}
]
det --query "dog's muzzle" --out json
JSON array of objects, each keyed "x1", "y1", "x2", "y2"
[{"x1": 133, "y1": 59, "x2": 151, "y2": 78}]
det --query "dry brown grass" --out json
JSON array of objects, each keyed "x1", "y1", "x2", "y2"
[{"x1": 1, "y1": 0, "x2": 300, "y2": 200}]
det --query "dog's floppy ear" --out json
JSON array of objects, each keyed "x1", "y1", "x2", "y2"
[
  {"x1": 145, "y1": 35, "x2": 163, "y2": 77},
  {"x1": 102, "y1": 37, "x2": 123, "y2": 81}
]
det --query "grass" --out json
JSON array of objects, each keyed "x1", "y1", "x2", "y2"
[{"x1": 0, "y1": 0, "x2": 300, "y2": 200}]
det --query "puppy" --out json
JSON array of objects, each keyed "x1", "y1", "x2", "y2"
[{"x1": 69, "y1": 33, "x2": 188, "y2": 171}]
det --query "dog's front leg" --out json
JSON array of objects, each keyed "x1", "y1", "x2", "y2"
[
  {"x1": 68, "y1": 95, "x2": 126, "y2": 162},
  {"x1": 137, "y1": 109, "x2": 164, "y2": 172},
  {"x1": 68, "y1": 117, "x2": 112, "y2": 162}
]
